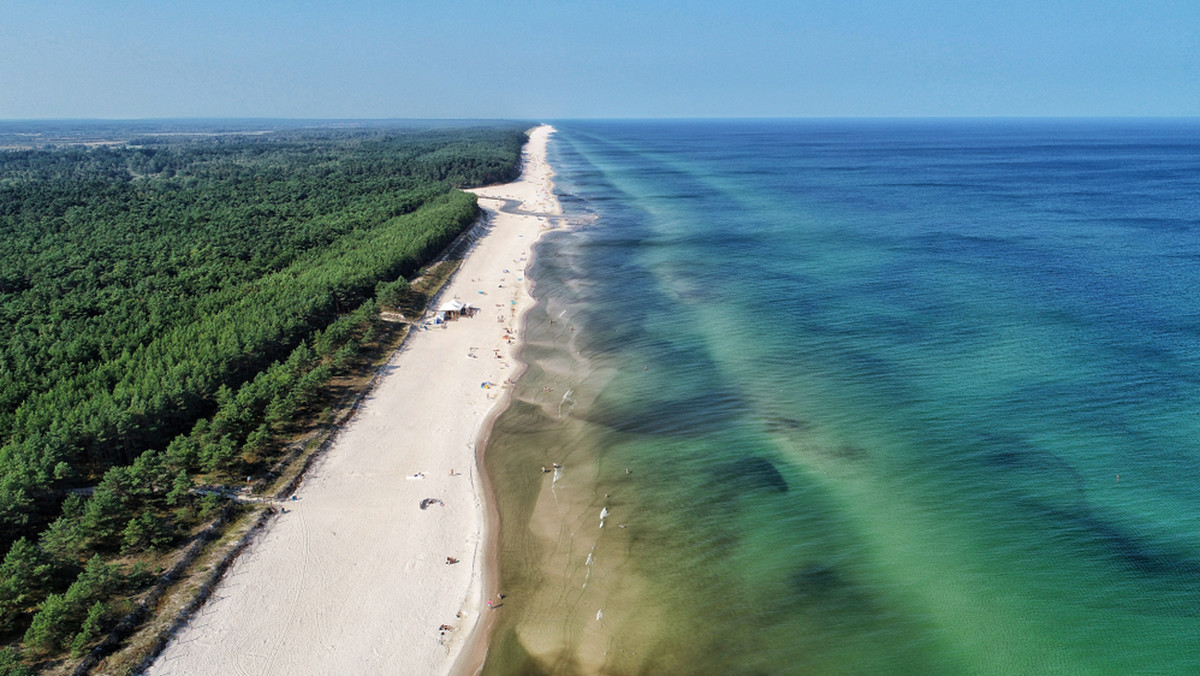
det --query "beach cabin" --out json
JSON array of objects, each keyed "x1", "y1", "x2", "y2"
[{"x1": 436, "y1": 299, "x2": 474, "y2": 321}]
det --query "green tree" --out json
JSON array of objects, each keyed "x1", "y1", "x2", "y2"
[
  {"x1": 198, "y1": 493, "x2": 224, "y2": 520},
  {"x1": 64, "y1": 555, "x2": 121, "y2": 607},
  {"x1": 0, "y1": 479, "x2": 33, "y2": 534},
  {"x1": 22, "y1": 592, "x2": 69, "y2": 655},
  {"x1": 121, "y1": 511, "x2": 175, "y2": 553},
  {"x1": 0, "y1": 646, "x2": 34, "y2": 676},
  {"x1": 200, "y1": 435, "x2": 237, "y2": 473},
  {"x1": 0, "y1": 538, "x2": 52, "y2": 633},
  {"x1": 70, "y1": 601, "x2": 106, "y2": 657},
  {"x1": 166, "y1": 470, "x2": 191, "y2": 508},
  {"x1": 79, "y1": 483, "x2": 127, "y2": 549},
  {"x1": 241, "y1": 424, "x2": 273, "y2": 461}
]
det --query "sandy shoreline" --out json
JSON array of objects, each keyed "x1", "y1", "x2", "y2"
[{"x1": 148, "y1": 125, "x2": 560, "y2": 675}]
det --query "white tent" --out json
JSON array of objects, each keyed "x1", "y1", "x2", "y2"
[{"x1": 436, "y1": 299, "x2": 468, "y2": 321}]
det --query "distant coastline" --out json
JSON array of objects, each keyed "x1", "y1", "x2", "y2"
[{"x1": 0, "y1": 118, "x2": 535, "y2": 150}]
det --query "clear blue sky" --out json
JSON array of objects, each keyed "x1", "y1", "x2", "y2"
[{"x1": 2, "y1": 0, "x2": 1197, "y2": 119}]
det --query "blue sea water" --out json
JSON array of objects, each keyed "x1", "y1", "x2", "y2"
[{"x1": 483, "y1": 119, "x2": 1200, "y2": 675}]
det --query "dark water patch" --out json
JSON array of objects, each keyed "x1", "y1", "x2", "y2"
[
  {"x1": 840, "y1": 349, "x2": 901, "y2": 381},
  {"x1": 968, "y1": 435, "x2": 1200, "y2": 582},
  {"x1": 642, "y1": 190, "x2": 711, "y2": 201},
  {"x1": 974, "y1": 434, "x2": 1083, "y2": 478},
  {"x1": 965, "y1": 434, "x2": 1091, "y2": 511},
  {"x1": 713, "y1": 456, "x2": 788, "y2": 493},
  {"x1": 1109, "y1": 215, "x2": 1199, "y2": 233},
  {"x1": 614, "y1": 334, "x2": 716, "y2": 373},
  {"x1": 786, "y1": 561, "x2": 881, "y2": 620},
  {"x1": 569, "y1": 320, "x2": 655, "y2": 363},
  {"x1": 758, "y1": 413, "x2": 869, "y2": 464},
  {"x1": 831, "y1": 444, "x2": 869, "y2": 462},
  {"x1": 980, "y1": 446, "x2": 1085, "y2": 493},
  {"x1": 553, "y1": 191, "x2": 591, "y2": 213},
  {"x1": 659, "y1": 227, "x2": 765, "y2": 253},
  {"x1": 749, "y1": 288, "x2": 828, "y2": 327},
  {"x1": 792, "y1": 563, "x2": 842, "y2": 597},
  {"x1": 575, "y1": 233, "x2": 670, "y2": 253},
  {"x1": 1029, "y1": 503, "x2": 1200, "y2": 580},
  {"x1": 582, "y1": 386, "x2": 747, "y2": 439},
  {"x1": 1086, "y1": 520, "x2": 1200, "y2": 579}
]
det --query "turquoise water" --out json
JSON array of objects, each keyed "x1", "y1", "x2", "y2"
[{"x1": 484, "y1": 120, "x2": 1200, "y2": 674}]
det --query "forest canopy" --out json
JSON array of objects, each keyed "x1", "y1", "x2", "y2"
[{"x1": 0, "y1": 121, "x2": 528, "y2": 662}]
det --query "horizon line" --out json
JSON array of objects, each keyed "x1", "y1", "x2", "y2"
[{"x1": 2, "y1": 114, "x2": 1200, "y2": 123}]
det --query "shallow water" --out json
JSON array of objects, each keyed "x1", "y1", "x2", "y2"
[{"x1": 482, "y1": 119, "x2": 1200, "y2": 675}]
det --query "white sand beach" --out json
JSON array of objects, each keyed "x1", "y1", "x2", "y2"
[{"x1": 148, "y1": 125, "x2": 559, "y2": 675}]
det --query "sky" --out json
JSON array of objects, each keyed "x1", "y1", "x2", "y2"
[{"x1": 1, "y1": 0, "x2": 1198, "y2": 119}]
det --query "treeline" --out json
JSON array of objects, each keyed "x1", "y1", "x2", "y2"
[{"x1": 0, "y1": 124, "x2": 527, "y2": 666}]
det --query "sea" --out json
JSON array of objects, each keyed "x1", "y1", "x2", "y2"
[{"x1": 481, "y1": 119, "x2": 1200, "y2": 675}]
